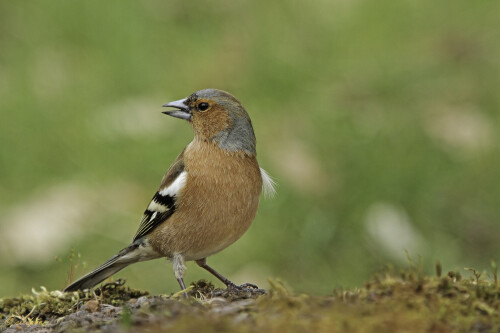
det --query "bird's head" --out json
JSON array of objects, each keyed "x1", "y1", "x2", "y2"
[{"x1": 162, "y1": 89, "x2": 256, "y2": 155}]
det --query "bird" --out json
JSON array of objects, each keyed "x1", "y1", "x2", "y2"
[{"x1": 63, "y1": 89, "x2": 275, "y2": 293}]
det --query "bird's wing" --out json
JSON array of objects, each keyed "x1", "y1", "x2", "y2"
[{"x1": 133, "y1": 149, "x2": 187, "y2": 241}]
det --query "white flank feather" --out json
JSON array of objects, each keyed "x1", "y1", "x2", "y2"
[
  {"x1": 172, "y1": 253, "x2": 186, "y2": 279},
  {"x1": 260, "y1": 167, "x2": 277, "y2": 198}
]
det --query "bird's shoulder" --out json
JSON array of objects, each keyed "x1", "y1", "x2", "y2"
[{"x1": 159, "y1": 147, "x2": 187, "y2": 189}]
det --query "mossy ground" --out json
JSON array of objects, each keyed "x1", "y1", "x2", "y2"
[
  {"x1": 1, "y1": 264, "x2": 499, "y2": 333},
  {"x1": 2, "y1": 0, "x2": 500, "y2": 297}
]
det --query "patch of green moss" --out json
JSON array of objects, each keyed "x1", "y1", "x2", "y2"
[
  {"x1": 0, "y1": 279, "x2": 148, "y2": 328},
  {"x1": 1, "y1": 266, "x2": 499, "y2": 332},
  {"x1": 157, "y1": 266, "x2": 500, "y2": 332}
]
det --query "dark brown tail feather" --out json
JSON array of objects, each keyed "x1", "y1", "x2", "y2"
[{"x1": 63, "y1": 240, "x2": 148, "y2": 292}]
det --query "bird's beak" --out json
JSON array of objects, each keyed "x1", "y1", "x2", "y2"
[{"x1": 162, "y1": 98, "x2": 191, "y2": 121}]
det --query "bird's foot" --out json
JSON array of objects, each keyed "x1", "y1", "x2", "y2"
[
  {"x1": 214, "y1": 282, "x2": 266, "y2": 299},
  {"x1": 226, "y1": 282, "x2": 260, "y2": 291}
]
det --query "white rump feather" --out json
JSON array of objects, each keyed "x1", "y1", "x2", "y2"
[{"x1": 260, "y1": 168, "x2": 277, "y2": 198}]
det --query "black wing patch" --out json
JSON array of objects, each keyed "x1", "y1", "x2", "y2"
[
  {"x1": 133, "y1": 192, "x2": 176, "y2": 241},
  {"x1": 151, "y1": 191, "x2": 175, "y2": 208},
  {"x1": 133, "y1": 149, "x2": 186, "y2": 242}
]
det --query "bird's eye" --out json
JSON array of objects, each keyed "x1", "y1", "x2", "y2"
[{"x1": 198, "y1": 102, "x2": 209, "y2": 111}]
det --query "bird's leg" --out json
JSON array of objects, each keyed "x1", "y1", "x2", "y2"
[
  {"x1": 176, "y1": 277, "x2": 186, "y2": 290},
  {"x1": 195, "y1": 258, "x2": 259, "y2": 290},
  {"x1": 172, "y1": 254, "x2": 188, "y2": 298}
]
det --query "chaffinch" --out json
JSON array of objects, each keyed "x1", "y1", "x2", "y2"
[{"x1": 64, "y1": 89, "x2": 275, "y2": 293}]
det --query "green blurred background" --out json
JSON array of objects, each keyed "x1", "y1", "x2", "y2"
[{"x1": 1, "y1": 0, "x2": 499, "y2": 297}]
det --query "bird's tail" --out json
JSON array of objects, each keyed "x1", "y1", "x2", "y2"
[{"x1": 63, "y1": 239, "x2": 159, "y2": 292}]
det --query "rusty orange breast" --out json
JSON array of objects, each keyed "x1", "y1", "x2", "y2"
[{"x1": 150, "y1": 139, "x2": 262, "y2": 260}]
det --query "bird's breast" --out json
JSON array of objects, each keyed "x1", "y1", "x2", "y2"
[{"x1": 150, "y1": 140, "x2": 262, "y2": 260}]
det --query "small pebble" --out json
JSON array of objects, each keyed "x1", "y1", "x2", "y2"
[
  {"x1": 85, "y1": 300, "x2": 101, "y2": 313},
  {"x1": 136, "y1": 296, "x2": 149, "y2": 307}
]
